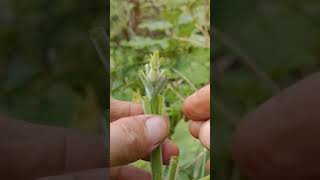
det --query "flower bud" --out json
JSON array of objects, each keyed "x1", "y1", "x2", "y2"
[{"x1": 148, "y1": 69, "x2": 159, "y2": 83}]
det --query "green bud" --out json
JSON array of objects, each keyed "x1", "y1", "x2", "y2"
[
  {"x1": 145, "y1": 64, "x2": 150, "y2": 75},
  {"x1": 151, "y1": 50, "x2": 160, "y2": 68},
  {"x1": 148, "y1": 69, "x2": 159, "y2": 83}
]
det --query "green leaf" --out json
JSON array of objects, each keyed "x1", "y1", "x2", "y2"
[
  {"x1": 139, "y1": 70, "x2": 154, "y2": 98},
  {"x1": 153, "y1": 76, "x2": 169, "y2": 97},
  {"x1": 122, "y1": 37, "x2": 170, "y2": 50},
  {"x1": 175, "y1": 48, "x2": 210, "y2": 85},
  {"x1": 139, "y1": 20, "x2": 173, "y2": 31}
]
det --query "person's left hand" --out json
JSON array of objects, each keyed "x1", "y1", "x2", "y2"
[
  {"x1": 110, "y1": 98, "x2": 179, "y2": 179},
  {"x1": 36, "y1": 98, "x2": 179, "y2": 180}
]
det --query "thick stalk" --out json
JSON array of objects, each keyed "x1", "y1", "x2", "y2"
[
  {"x1": 142, "y1": 95, "x2": 164, "y2": 180},
  {"x1": 151, "y1": 146, "x2": 163, "y2": 180},
  {"x1": 198, "y1": 175, "x2": 210, "y2": 180},
  {"x1": 167, "y1": 156, "x2": 179, "y2": 180}
]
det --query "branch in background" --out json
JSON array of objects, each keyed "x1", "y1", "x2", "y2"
[
  {"x1": 167, "y1": 83, "x2": 185, "y2": 101},
  {"x1": 149, "y1": 0, "x2": 160, "y2": 14},
  {"x1": 172, "y1": 68, "x2": 197, "y2": 91},
  {"x1": 213, "y1": 27, "x2": 281, "y2": 94},
  {"x1": 90, "y1": 27, "x2": 109, "y2": 73}
]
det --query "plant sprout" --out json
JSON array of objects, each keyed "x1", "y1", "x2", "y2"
[
  {"x1": 139, "y1": 50, "x2": 178, "y2": 180},
  {"x1": 139, "y1": 51, "x2": 169, "y2": 100}
]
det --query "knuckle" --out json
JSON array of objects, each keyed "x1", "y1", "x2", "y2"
[{"x1": 118, "y1": 119, "x2": 148, "y2": 159}]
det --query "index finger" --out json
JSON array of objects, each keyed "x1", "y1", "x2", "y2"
[
  {"x1": 110, "y1": 98, "x2": 144, "y2": 122},
  {"x1": 183, "y1": 85, "x2": 210, "y2": 121}
]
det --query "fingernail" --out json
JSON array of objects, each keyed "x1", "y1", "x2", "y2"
[{"x1": 146, "y1": 116, "x2": 168, "y2": 146}]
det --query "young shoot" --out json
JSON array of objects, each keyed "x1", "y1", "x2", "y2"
[{"x1": 139, "y1": 50, "x2": 175, "y2": 180}]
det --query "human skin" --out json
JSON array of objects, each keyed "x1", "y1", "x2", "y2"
[
  {"x1": 180, "y1": 73, "x2": 320, "y2": 179},
  {"x1": 10, "y1": 72, "x2": 320, "y2": 180},
  {"x1": 109, "y1": 98, "x2": 179, "y2": 179},
  {"x1": 0, "y1": 116, "x2": 105, "y2": 180},
  {"x1": 232, "y1": 72, "x2": 320, "y2": 179},
  {"x1": 0, "y1": 98, "x2": 179, "y2": 180},
  {"x1": 183, "y1": 85, "x2": 210, "y2": 149},
  {"x1": 183, "y1": 84, "x2": 211, "y2": 170}
]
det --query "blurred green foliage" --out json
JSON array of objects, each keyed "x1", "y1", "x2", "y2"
[
  {"x1": 213, "y1": 0, "x2": 320, "y2": 179},
  {"x1": 110, "y1": 0, "x2": 210, "y2": 179},
  {"x1": 0, "y1": 0, "x2": 106, "y2": 132}
]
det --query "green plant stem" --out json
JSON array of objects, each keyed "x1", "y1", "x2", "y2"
[
  {"x1": 200, "y1": 149, "x2": 208, "y2": 177},
  {"x1": 167, "y1": 156, "x2": 179, "y2": 180},
  {"x1": 151, "y1": 146, "x2": 163, "y2": 180},
  {"x1": 198, "y1": 175, "x2": 210, "y2": 180},
  {"x1": 142, "y1": 95, "x2": 164, "y2": 180}
]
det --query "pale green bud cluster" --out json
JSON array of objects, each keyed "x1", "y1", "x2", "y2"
[{"x1": 139, "y1": 50, "x2": 169, "y2": 99}]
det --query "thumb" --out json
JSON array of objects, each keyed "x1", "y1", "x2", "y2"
[{"x1": 110, "y1": 115, "x2": 169, "y2": 167}]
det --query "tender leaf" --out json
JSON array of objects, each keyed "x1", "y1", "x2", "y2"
[
  {"x1": 138, "y1": 70, "x2": 154, "y2": 97},
  {"x1": 153, "y1": 76, "x2": 169, "y2": 97}
]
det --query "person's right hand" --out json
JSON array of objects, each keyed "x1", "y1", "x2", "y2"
[
  {"x1": 182, "y1": 85, "x2": 210, "y2": 171},
  {"x1": 232, "y1": 72, "x2": 320, "y2": 180},
  {"x1": 183, "y1": 85, "x2": 210, "y2": 150}
]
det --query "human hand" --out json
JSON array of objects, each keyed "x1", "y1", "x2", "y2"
[
  {"x1": 183, "y1": 85, "x2": 210, "y2": 150},
  {"x1": 0, "y1": 97, "x2": 178, "y2": 180},
  {"x1": 232, "y1": 73, "x2": 320, "y2": 179},
  {"x1": 110, "y1": 98, "x2": 179, "y2": 179},
  {"x1": 182, "y1": 85, "x2": 210, "y2": 172},
  {"x1": 0, "y1": 116, "x2": 106, "y2": 180}
]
